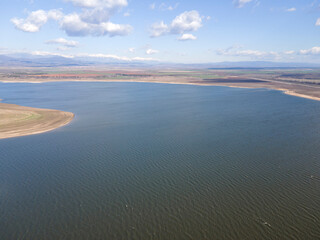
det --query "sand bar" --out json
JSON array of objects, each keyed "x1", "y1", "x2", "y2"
[{"x1": 0, "y1": 102, "x2": 74, "y2": 139}]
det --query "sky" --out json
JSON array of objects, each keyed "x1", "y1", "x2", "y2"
[{"x1": 1, "y1": 0, "x2": 320, "y2": 63}]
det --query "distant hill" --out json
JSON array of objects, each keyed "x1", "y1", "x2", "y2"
[
  {"x1": 0, "y1": 54, "x2": 320, "y2": 68},
  {"x1": 0, "y1": 54, "x2": 85, "y2": 67},
  {"x1": 206, "y1": 61, "x2": 320, "y2": 69},
  {"x1": 0, "y1": 54, "x2": 155, "y2": 67}
]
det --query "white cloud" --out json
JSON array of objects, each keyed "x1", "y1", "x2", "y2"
[
  {"x1": 150, "y1": 2, "x2": 178, "y2": 11},
  {"x1": 150, "y1": 21, "x2": 169, "y2": 37},
  {"x1": 64, "y1": 0, "x2": 128, "y2": 9},
  {"x1": 128, "y1": 48, "x2": 135, "y2": 53},
  {"x1": 31, "y1": 50, "x2": 74, "y2": 58},
  {"x1": 159, "y1": 3, "x2": 179, "y2": 11},
  {"x1": 284, "y1": 50, "x2": 295, "y2": 55},
  {"x1": 63, "y1": 0, "x2": 128, "y2": 25},
  {"x1": 80, "y1": 53, "x2": 131, "y2": 60},
  {"x1": 46, "y1": 38, "x2": 79, "y2": 47},
  {"x1": 12, "y1": 0, "x2": 132, "y2": 37},
  {"x1": 215, "y1": 46, "x2": 320, "y2": 60},
  {"x1": 286, "y1": 7, "x2": 296, "y2": 12},
  {"x1": 299, "y1": 47, "x2": 320, "y2": 55},
  {"x1": 170, "y1": 11, "x2": 202, "y2": 34},
  {"x1": 217, "y1": 46, "x2": 320, "y2": 59},
  {"x1": 146, "y1": 48, "x2": 159, "y2": 55},
  {"x1": 233, "y1": 0, "x2": 253, "y2": 8},
  {"x1": 60, "y1": 13, "x2": 132, "y2": 36},
  {"x1": 80, "y1": 8, "x2": 113, "y2": 23},
  {"x1": 234, "y1": 50, "x2": 270, "y2": 57},
  {"x1": 216, "y1": 46, "x2": 279, "y2": 58},
  {"x1": 316, "y1": 18, "x2": 320, "y2": 26},
  {"x1": 77, "y1": 53, "x2": 157, "y2": 61},
  {"x1": 11, "y1": 9, "x2": 63, "y2": 32},
  {"x1": 178, "y1": 33, "x2": 197, "y2": 41},
  {"x1": 28, "y1": 50, "x2": 157, "y2": 61},
  {"x1": 61, "y1": 0, "x2": 132, "y2": 37},
  {"x1": 132, "y1": 56, "x2": 156, "y2": 61},
  {"x1": 150, "y1": 10, "x2": 202, "y2": 38}
]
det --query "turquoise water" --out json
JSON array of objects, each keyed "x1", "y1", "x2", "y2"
[{"x1": 0, "y1": 82, "x2": 320, "y2": 239}]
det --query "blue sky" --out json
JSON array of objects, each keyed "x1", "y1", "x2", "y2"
[{"x1": 1, "y1": 0, "x2": 320, "y2": 63}]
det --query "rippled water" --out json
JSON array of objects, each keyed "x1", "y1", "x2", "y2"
[{"x1": 0, "y1": 82, "x2": 320, "y2": 239}]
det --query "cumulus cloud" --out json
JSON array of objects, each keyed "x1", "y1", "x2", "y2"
[
  {"x1": 46, "y1": 38, "x2": 79, "y2": 47},
  {"x1": 12, "y1": 0, "x2": 132, "y2": 37},
  {"x1": 64, "y1": 0, "x2": 127, "y2": 9},
  {"x1": 233, "y1": 0, "x2": 253, "y2": 8},
  {"x1": 60, "y1": 13, "x2": 132, "y2": 36},
  {"x1": 11, "y1": 9, "x2": 63, "y2": 32},
  {"x1": 178, "y1": 33, "x2": 197, "y2": 41},
  {"x1": 61, "y1": 0, "x2": 131, "y2": 36},
  {"x1": 146, "y1": 48, "x2": 159, "y2": 55},
  {"x1": 170, "y1": 11, "x2": 202, "y2": 34},
  {"x1": 150, "y1": 21, "x2": 169, "y2": 37},
  {"x1": 150, "y1": 10, "x2": 202, "y2": 39},
  {"x1": 299, "y1": 47, "x2": 320, "y2": 55}
]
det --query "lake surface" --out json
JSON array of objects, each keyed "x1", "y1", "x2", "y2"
[{"x1": 0, "y1": 82, "x2": 320, "y2": 239}]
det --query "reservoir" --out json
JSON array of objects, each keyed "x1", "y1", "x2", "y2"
[{"x1": 0, "y1": 82, "x2": 320, "y2": 239}]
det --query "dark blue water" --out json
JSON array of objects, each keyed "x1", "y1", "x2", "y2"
[{"x1": 0, "y1": 82, "x2": 320, "y2": 239}]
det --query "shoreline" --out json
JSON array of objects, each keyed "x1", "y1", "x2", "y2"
[
  {"x1": 276, "y1": 89, "x2": 320, "y2": 101},
  {"x1": 0, "y1": 77, "x2": 318, "y2": 140},
  {"x1": 1, "y1": 78, "x2": 320, "y2": 102},
  {"x1": 0, "y1": 102, "x2": 74, "y2": 140}
]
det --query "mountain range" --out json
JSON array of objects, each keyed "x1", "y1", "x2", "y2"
[{"x1": 1, "y1": 54, "x2": 320, "y2": 69}]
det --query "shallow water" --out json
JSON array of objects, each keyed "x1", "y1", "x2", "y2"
[{"x1": 0, "y1": 82, "x2": 320, "y2": 239}]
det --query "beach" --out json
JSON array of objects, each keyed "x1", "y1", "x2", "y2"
[{"x1": 0, "y1": 102, "x2": 74, "y2": 139}]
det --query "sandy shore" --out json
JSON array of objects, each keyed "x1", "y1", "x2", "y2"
[
  {"x1": 0, "y1": 102, "x2": 74, "y2": 139},
  {"x1": 1, "y1": 75, "x2": 320, "y2": 102}
]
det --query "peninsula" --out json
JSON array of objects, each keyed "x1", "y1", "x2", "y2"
[{"x1": 0, "y1": 102, "x2": 74, "y2": 139}]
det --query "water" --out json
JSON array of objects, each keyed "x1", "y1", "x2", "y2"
[{"x1": 0, "y1": 82, "x2": 320, "y2": 239}]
